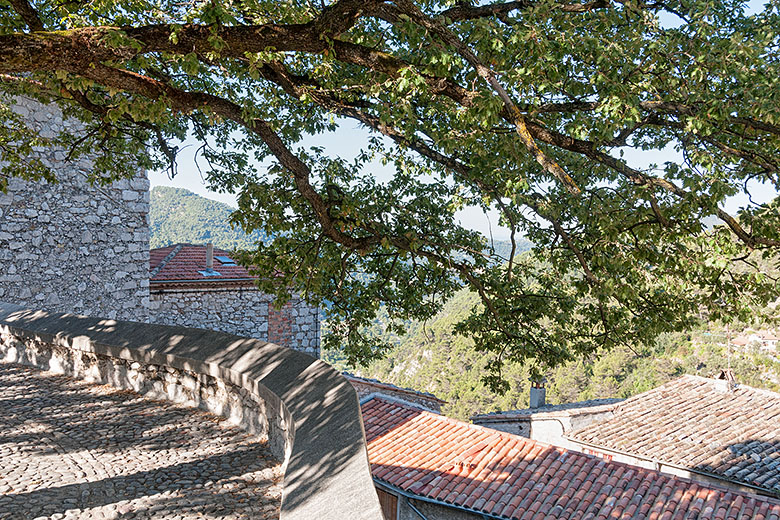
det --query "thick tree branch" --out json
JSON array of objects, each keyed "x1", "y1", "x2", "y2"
[
  {"x1": 7, "y1": 0, "x2": 44, "y2": 31},
  {"x1": 439, "y1": 0, "x2": 609, "y2": 21}
]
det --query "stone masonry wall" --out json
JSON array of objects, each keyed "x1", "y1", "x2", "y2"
[
  {"x1": 0, "y1": 328, "x2": 283, "y2": 457},
  {"x1": 0, "y1": 302, "x2": 385, "y2": 520},
  {"x1": 150, "y1": 289, "x2": 320, "y2": 358},
  {"x1": 0, "y1": 97, "x2": 151, "y2": 321}
]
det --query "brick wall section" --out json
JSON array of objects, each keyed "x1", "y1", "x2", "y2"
[
  {"x1": 150, "y1": 289, "x2": 320, "y2": 358},
  {"x1": 0, "y1": 97, "x2": 151, "y2": 321},
  {"x1": 268, "y1": 300, "x2": 294, "y2": 350}
]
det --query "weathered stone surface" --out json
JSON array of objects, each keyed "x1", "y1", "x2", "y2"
[
  {"x1": 0, "y1": 97, "x2": 151, "y2": 321},
  {"x1": 2, "y1": 98, "x2": 320, "y2": 357},
  {"x1": 0, "y1": 303, "x2": 384, "y2": 520},
  {"x1": 151, "y1": 290, "x2": 320, "y2": 358}
]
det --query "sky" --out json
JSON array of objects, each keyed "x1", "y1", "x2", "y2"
[{"x1": 149, "y1": 0, "x2": 778, "y2": 240}]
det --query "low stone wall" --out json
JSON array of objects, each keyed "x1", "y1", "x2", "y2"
[{"x1": 0, "y1": 302, "x2": 383, "y2": 520}]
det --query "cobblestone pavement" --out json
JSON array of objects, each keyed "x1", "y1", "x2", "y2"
[{"x1": 0, "y1": 363, "x2": 283, "y2": 520}]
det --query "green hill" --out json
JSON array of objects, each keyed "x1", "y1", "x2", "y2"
[
  {"x1": 328, "y1": 286, "x2": 780, "y2": 419},
  {"x1": 149, "y1": 186, "x2": 267, "y2": 250}
]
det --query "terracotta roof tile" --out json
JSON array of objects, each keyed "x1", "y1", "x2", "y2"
[
  {"x1": 567, "y1": 375, "x2": 780, "y2": 495},
  {"x1": 362, "y1": 396, "x2": 780, "y2": 520},
  {"x1": 149, "y1": 244, "x2": 253, "y2": 284}
]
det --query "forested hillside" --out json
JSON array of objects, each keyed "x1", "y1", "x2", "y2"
[
  {"x1": 326, "y1": 286, "x2": 780, "y2": 419},
  {"x1": 150, "y1": 186, "x2": 267, "y2": 250}
]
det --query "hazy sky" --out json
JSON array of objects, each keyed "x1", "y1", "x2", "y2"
[{"x1": 150, "y1": 0, "x2": 778, "y2": 240}]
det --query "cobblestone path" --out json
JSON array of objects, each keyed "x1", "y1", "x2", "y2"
[{"x1": 0, "y1": 363, "x2": 283, "y2": 520}]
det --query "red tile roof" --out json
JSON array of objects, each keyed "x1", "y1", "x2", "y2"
[
  {"x1": 362, "y1": 396, "x2": 780, "y2": 519},
  {"x1": 149, "y1": 244, "x2": 254, "y2": 284},
  {"x1": 345, "y1": 373, "x2": 447, "y2": 407},
  {"x1": 567, "y1": 375, "x2": 780, "y2": 496}
]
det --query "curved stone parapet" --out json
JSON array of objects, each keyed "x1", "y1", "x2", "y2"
[{"x1": 0, "y1": 302, "x2": 384, "y2": 520}]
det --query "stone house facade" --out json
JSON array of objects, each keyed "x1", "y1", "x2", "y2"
[
  {"x1": 470, "y1": 399, "x2": 621, "y2": 448},
  {"x1": 149, "y1": 244, "x2": 320, "y2": 357},
  {"x1": 470, "y1": 380, "x2": 621, "y2": 448},
  {"x1": 1, "y1": 97, "x2": 319, "y2": 357}
]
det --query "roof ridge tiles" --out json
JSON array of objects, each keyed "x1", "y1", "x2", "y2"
[
  {"x1": 149, "y1": 243, "x2": 184, "y2": 278},
  {"x1": 565, "y1": 375, "x2": 780, "y2": 496}
]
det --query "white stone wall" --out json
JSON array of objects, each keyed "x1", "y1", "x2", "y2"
[
  {"x1": 0, "y1": 98, "x2": 151, "y2": 321},
  {"x1": 150, "y1": 288, "x2": 320, "y2": 358}
]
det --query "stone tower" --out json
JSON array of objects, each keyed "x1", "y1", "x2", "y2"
[{"x1": 0, "y1": 97, "x2": 151, "y2": 321}]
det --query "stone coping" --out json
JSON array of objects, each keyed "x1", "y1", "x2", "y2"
[{"x1": 0, "y1": 302, "x2": 383, "y2": 520}]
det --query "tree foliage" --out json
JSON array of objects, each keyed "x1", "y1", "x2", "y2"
[
  {"x1": 1, "y1": 0, "x2": 779, "y2": 388},
  {"x1": 344, "y1": 284, "x2": 780, "y2": 418}
]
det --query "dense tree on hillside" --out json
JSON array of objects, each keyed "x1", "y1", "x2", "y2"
[
  {"x1": 1, "y1": 0, "x2": 779, "y2": 387},
  {"x1": 150, "y1": 186, "x2": 268, "y2": 249},
  {"x1": 342, "y1": 285, "x2": 780, "y2": 418}
]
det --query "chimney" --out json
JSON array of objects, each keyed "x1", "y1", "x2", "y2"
[
  {"x1": 206, "y1": 242, "x2": 214, "y2": 271},
  {"x1": 714, "y1": 369, "x2": 737, "y2": 393},
  {"x1": 529, "y1": 378, "x2": 547, "y2": 409}
]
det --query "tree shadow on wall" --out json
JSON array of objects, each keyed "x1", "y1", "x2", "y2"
[{"x1": 1, "y1": 306, "x2": 384, "y2": 518}]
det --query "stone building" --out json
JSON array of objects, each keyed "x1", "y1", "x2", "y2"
[
  {"x1": 1, "y1": 97, "x2": 319, "y2": 357},
  {"x1": 470, "y1": 383, "x2": 621, "y2": 448},
  {"x1": 149, "y1": 243, "x2": 320, "y2": 357},
  {"x1": 0, "y1": 97, "x2": 151, "y2": 321}
]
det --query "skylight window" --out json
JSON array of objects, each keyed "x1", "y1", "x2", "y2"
[{"x1": 215, "y1": 255, "x2": 236, "y2": 265}]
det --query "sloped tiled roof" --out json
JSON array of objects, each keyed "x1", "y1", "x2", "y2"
[
  {"x1": 362, "y1": 396, "x2": 780, "y2": 519},
  {"x1": 150, "y1": 244, "x2": 254, "y2": 284},
  {"x1": 471, "y1": 398, "x2": 621, "y2": 422},
  {"x1": 346, "y1": 373, "x2": 446, "y2": 406},
  {"x1": 567, "y1": 375, "x2": 780, "y2": 495}
]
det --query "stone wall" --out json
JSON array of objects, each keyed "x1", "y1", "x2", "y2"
[
  {"x1": 471, "y1": 399, "x2": 621, "y2": 448},
  {"x1": 150, "y1": 289, "x2": 320, "y2": 358},
  {"x1": 0, "y1": 302, "x2": 383, "y2": 520},
  {"x1": 0, "y1": 97, "x2": 151, "y2": 321}
]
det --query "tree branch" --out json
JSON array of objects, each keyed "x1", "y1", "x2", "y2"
[
  {"x1": 7, "y1": 0, "x2": 44, "y2": 31},
  {"x1": 390, "y1": 0, "x2": 582, "y2": 195}
]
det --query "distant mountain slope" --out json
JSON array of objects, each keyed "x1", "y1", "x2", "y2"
[
  {"x1": 150, "y1": 186, "x2": 267, "y2": 250},
  {"x1": 337, "y1": 286, "x2": 780, "y2": 420}
]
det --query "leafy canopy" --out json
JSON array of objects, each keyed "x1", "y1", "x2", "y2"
[{"x1": 1, "y1": 0, "x2": 779, "y2": 389}]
